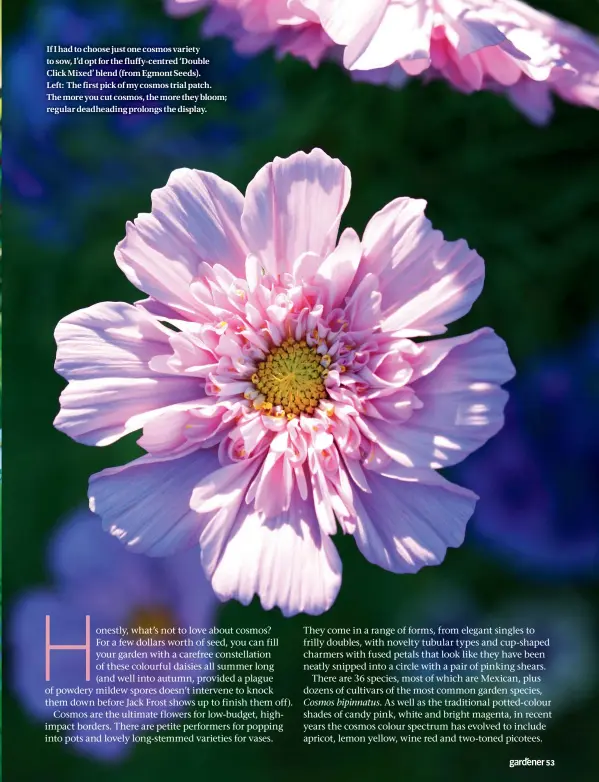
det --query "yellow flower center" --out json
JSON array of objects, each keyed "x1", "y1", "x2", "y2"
[
  {"x1": 130, "y1": 606, "x2": 175, "y2": 634},
  {"x1": 251, "y1": 338, "x2": 329, "y2": 417}
]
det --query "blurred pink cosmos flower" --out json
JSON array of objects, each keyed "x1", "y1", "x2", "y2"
[
  {"x1": 166, "y1": 0, "x2": 599, "y2": 123},
  {"x1": 170, "y1": 0, "x2": 335, "y2": 65},
  {"x1": 54, "y1": 148, "x2": 514, "y2": 617}
]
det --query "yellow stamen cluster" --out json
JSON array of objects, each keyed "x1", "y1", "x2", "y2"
[{"x1": 251, "y1": 338, "x2": 329, "y2": 417}]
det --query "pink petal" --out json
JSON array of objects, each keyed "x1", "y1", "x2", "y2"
[
  {"x1": 54, "y1": 302, "x2": 202, "y2": 446},
  {"x1": 343, "y1": 273, "x2": 382, "y2": 331},
  {"x1": 347, "y1": 2, "x2": 433, "y2": 72},
  {"x1": 358, "y1": 197, "x2": 484, "y2": 336},
  {"x1": 508, "y1": 77, "x2": 553, "y2": 125},
  {"x1": 241, "y1": 148, "x2": 351, "y2": 277},
  {"x1": 353, "y1": 470, "x2": 477, "y2": 573},
  {"x1": 242, "y1": 0, "x2": 302, "y2": 30},
  {"x1": 454, "y1": 50, "x2": 485, "y2": 91},
  {"x1": 115, "y1": 168, "x2": 248, "y2": 317},
  {"x1": 378, "y1": 328, "x2": 515, "y2": 469},
  {"x1": 208, "y1": 491, "x2": 342, "y2": 616},
  {"x1": 163, "y1": 0, "x2": 208, "y2": 18},
  {"x1": 136, "y1": 405, "x2": 201, "y2": 455},
  {"x1": 148, "y1": 332, "x2": 218, "y2": 378},
  {"x1": 314, "y1": 227, "x2": 362, "y2": 309},
  {"x1": 276, "y1": 23, "x2": 333, "y2": 68},
  {"x1": 554, "y1": 41, "x2": 599, "y2": 109},
  {"x1": 479, "y1": 45, "x2": 524, "y2": 86},
  {"x1": 89, "y1": 449, "x2": 222, "y2": 556},
  {"x1": 446, "y1": 11, "x2": 511, "y2": 59},
  {"x1": 192, "y1": 458, "x2": 263, "y2": 573},
  {"x1": 253, "y1": 451, "x2": 294, "y2": 516},
  {"x1": 292, "y1": 0, "x2": 388, "y2": 50},
  {"x1": 364, "y1": 387, "x2": 418, "y2": 422}
]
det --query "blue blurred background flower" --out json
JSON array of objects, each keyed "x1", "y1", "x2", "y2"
[
  {"x1": 491, "y1": 593, "x2": 596, "y2": 714},
  {"x1": 458, "y1": 327, "x2": 599, "y2": 577},
  {"x1": 10, "y1": 507, "x2": 217, "y2": 761},
  {"x1": 407, "y1": 580, "x2": 596, "y2": 717}
]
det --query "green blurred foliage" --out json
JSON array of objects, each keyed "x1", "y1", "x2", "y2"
[{"x1": 3, "y1": 1, "x2": 599, "y2": 781}]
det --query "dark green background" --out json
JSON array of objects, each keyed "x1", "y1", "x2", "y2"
[{"x1": 3, "y1": 1, "x2": 599, "y2": 780}]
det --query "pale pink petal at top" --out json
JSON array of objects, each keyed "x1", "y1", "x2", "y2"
[
  {"x1": 357, "y1": 197, "x2": 484, "y2": 336},
  {"x1": 56, "y1": 148, "x2": 515, "y2": 617},
  {"x1": 54, "y1": 302, "x2": 203, "y2": 446},
  {"x1": 164, "y1": 0, "x2": 209, "y2": 18},
  {"x1": 115, "y1": 169, "x2": 249, "y2": 319},
  {"x1": 241, "y1": 148, "x2": 351, "y2": 277}
]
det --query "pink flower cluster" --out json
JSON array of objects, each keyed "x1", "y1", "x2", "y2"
[
  {"x1": 55, "y1": 149, "x2": 514, "y2": 617},
  {"x1": 165, "y1": 0, "x2": 599, "y2": 123}
]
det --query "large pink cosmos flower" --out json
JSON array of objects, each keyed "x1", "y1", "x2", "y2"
[
  {"x1": 166, "y1": 0, "x2": 599, "y2": 123},
  {"x1": 54, "y1": 148, "x2": 514, "y2": 617}
]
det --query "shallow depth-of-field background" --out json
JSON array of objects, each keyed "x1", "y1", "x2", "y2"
[{"x1": 3, "y1": 0, "x2": 599, "y2": 780}]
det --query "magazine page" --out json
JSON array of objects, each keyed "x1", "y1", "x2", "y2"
[{"x1": 2, "y1": 1, "x2": 598, "y2": 780}]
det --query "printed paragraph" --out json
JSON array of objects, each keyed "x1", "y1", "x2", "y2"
[
  {"x1": 44, "y1": 621, "x2": 291, "y2": 747},
  {"x1": 45, "y1": 44, "x2": 227, "y2": 115},
  {"x1": 301, "y1": 625, "x2": 552, "y2": 745}
]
